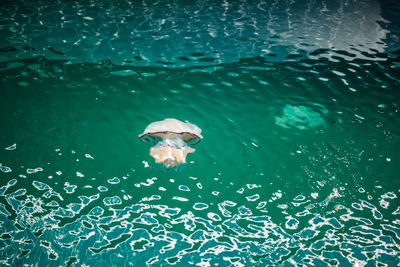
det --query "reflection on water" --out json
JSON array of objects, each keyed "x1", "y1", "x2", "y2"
[
  {"x1": 0, "y1": 0, "x2": 397, "y2": 66},
  {"x1": 275, "y1": 104, "x2": 328, "y2": 130},
  {"x1": 1, "y1": 154, "x2": 400, "y2": 265},
  {"x1": 1, "y1": 0, "x2": 400, "y2": 266}
]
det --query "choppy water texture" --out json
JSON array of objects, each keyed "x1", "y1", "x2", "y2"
[{"x1": 1, "y1": 0, "x2": 400, "y2": 266}]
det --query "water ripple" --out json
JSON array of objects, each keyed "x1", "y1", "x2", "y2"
[
  {"x1": 0, "y1": 42, "x2": 399, "y2": 266},
  {"x1": 0, "y1": 0, "x2": 397, "y2": 66}
]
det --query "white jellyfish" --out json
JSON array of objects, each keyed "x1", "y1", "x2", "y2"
[{"x1": 139, "y1": 118, "x2": 202, "y2": 168}]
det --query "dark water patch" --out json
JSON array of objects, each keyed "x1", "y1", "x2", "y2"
[
  {"x1": 177, "y1": 56, "x2": 190, "y2": 62},
  {"x1": 286, "y1": 54, "x2": 303, "y2": 60},
  {"x1": 198, "y1": 57, "x2": 216, "y2": 62},
  {"x1": 155, "y1": 60, "x2": 175, "y2": 65},
  {"x1": 0, "y1": 46, "x2": 18, "y2": 52},
  {"x1": 23, "y1": 46, "x2": 35, "y2": 51},
  {"x1": 190, "y1": 52, "x2": 205, "y2": 57},
  {"x1": 48, "y1": 47, "x2": 65, "y2": 56}
]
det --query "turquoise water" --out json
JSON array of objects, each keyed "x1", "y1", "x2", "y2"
[{"x1": 1, "y1": 0, "x2": 400, "y2": 266}]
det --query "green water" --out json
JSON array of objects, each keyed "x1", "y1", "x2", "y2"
[
  {"x1": 1, "y1": 0, "x2": 400, "y2": 265},
  {"x1": 1, "y1": 55, "x2": 399, "y2": 265}
]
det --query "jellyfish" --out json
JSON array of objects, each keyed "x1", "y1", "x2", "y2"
[{"x1": 139, "y1": 118, "x2": 202, "y2": 168}]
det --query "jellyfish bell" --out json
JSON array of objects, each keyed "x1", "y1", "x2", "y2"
[{"x1": 139, "y1": 118, "x2": 202, "y2": 168}]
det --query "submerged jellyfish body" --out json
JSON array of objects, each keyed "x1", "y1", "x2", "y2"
[{"x1": 139, "y1": 118, "x2": 202, "y2": 168}]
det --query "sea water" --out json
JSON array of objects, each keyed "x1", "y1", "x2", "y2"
[{"x1": 0, "y1": 0, "x2": 400, "y2": 266}]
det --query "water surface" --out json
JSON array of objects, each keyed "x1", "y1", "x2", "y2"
[{"x1": 1, "y1": 0, "x2": 400, "y2": 266}]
